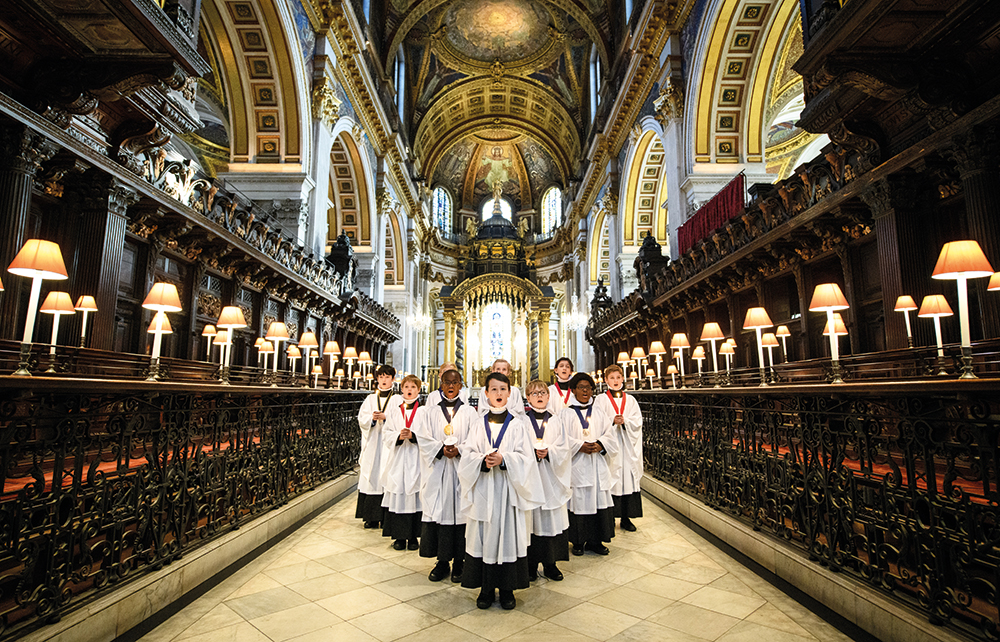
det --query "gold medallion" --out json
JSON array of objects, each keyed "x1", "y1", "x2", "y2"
[{"x1": 444, "y1": 424, "x2": 453, "y2": 436}]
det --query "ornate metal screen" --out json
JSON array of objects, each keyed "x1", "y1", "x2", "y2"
[
  {"x1": 0, "y1": 384, "x2": 366, "y2": 640},
  {"x1": 638, "y1": 386, "x2": 1000, "y2": 641}
]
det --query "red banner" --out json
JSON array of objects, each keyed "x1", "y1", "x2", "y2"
[{"x1": 677, "y1": 173, "x2": 746, "y2": 254}]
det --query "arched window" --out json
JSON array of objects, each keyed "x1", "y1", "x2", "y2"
[
  {"x1": 395, "y1": 47, "x2": 405, "y2": 123},
  {"x1": 541, "y1": 187, "x2": 562, "y2": 236},
  {"x1": 432, "y1": 187, "x2": 452, "y2": 231},
  {"x1": 481, "y1": 197, "x2": 512, "y2": 221}
]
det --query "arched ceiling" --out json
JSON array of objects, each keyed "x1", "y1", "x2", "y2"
[{"x1": 382, "y1": 0, "x2": 610, "y2": 213}]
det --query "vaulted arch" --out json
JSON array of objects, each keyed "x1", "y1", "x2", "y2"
[
  {"x1": 589, "y1": 209, "x2": 611, "y2": 286},
  {"x1": 621, "y1": 128, "x2": 669, "y2": 248},
  {"x1": 199, "y1": 0, "x2": 309, "y2": 165},
  {"x1": 327, "y1": 129, "x2": 375, "y2": 246}
]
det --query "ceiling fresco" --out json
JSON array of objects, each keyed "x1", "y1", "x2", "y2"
[{"x1": 385, "y1": 0, "x2": 608, "y2": 213}]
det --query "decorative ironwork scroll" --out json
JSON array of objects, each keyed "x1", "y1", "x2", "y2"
[
  {"x1": 638, "y1": 386, "x2": 1000, "y2": 641},
  {"x1": 0, "y1": 384, "x2": 366, "y2": 640}
]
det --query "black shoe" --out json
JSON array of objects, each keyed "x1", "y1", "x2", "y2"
[
  {"x1": 499, "y1": 591, "x2": 516, "y2": 610},
  {"x1": 621, "y1": 518, "x2": 637, "y2": 532},
  {"x1": 451, "y1": 561, "x2": 463, "y2": 583},
  {"x1": 586, "y1": 542, "x2": 610, "y2": 555},
  {"x1": 363, "y1": 520, "x2": 378, "y2": 529},
  {"x1": 392, "y1": 539, "x2": 406, "y2": 550},
  {"x1": 477, "y1": 589, "x2": 495, "y2": 609},
  {"x1": 528, "y1": 565, "x2": 538, "y2": 581},
  {"x1": 428, "y1": 561, "x2": 449, "y2": 582},
  {"x1": 407, "y1": 539, "x2": 420, "y2": 550},
  {"x1": 543, "y1": 564, "x2": 563, "y2": 581},
  {"x1": 571, "y1": 544, "x2": 584, "y2": 556}
]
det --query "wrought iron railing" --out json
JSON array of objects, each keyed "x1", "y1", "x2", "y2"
[
  {"x1": 0, "y1": 379, "x2": 367, "y2": 640},
  {"x1": 637, "y1": 383, "x2": 1000, "y2": 641}
]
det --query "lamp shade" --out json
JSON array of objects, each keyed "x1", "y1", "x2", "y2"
[
  {"x1": 258, "y1": 340, "x2": 274, "y2": 354},
  {"x1": 670, "y1": 333, "x2": 690, "y2": 349},
  {"x1": 720, "y1": 343, "x2": 735, "y2": 355},
  {"x1": 217, "y1": 306, "x2": 247, "y2": 329},
  {"x1": 649, "y1": 340, "x2": 667, "y2": 355},
  {"x1": 700, "y1": 322, "x2": 725, "y2": 342},
  {"x1": 761, "y1": 332, "x2": 779, "y2": 348},
  {"x1": 325, "y1": 340, "x2": 341, "y2": 355},
  {"x1": 8, "y1": 239, "x2": 68, "y2": 280},
  {"x1": 213, "y1": 330, "x2": 229, "y2": 345},
  {"x1": 366, "y1": 372, "x2": 374, "y2": 380},
  {"x1": 343, "y1": 346, "x2": 359, "y2": 360},
  {"x1": 148, "y1": 311, "x2": 172, "y2": 334},
  {"x1": 300, "y1": 331, "x2": 319, "y2": 349},
  {"x1": 894, "y1": 295, "x2": 918, "y2": 312},
  {"x1": 692, "y1": 346, "x2": 706, "y2": 359},
  {"x1": 0, "y1": 275, "x2": 3, "y2": 290},
  {"x1": 645, "y1": 368, "x2": 655, "y2": 377},
  {"x1": 726, "y1": 338, "x2": 736, "y2": 347},
  {"x1": 287, "y1": 345, "x2": 302, "y2": 358},
  {"x1": 630, "y1": 347, "x2": 646, "y2": 360},
  {"x1": 265, "y1": 321, "x2": 290, "y2": 341},
  {"x1": 743, "y1": 307, "x2": 773, "y2": 329},
  {"x1": 775, "y1": 325, "x2": 791, "y2": 338},
  {"x1": 673, "y1": 351, "x2": 681, "y2": 360},
  {"x1": 989, "y1": 273, "x2": 1000, "y2": 291},
  {"x1": 142, "y1": 282, "x2": 182, "y2": 312},
  {"x1": 353, "y1": 371, "x2": 361, "y2": 379},
  {"x1": 359, "y1": 350, "x2": 372, "y2": 364},
  {"x1": 312, "y1": 365, "x2": 323, "y2": 375},
  {"x1": 203, "y1": 324, "x2": 218, "y2": 337},
  {"x1": 74, "y1": 295, "x2": 98, "y2": 312},
  {"x1": 822, "y1": 314, "x2": 848, "y2": 336},
  {"x1": 666, "y1": 364, "x2": 678, "y2": 374},
  {"x1": 616, "y1": 351, "x2": 630, "y2": 364},
  {"x1": 40, "y1": 291, "x2": 76, "y2": 314},
  {"x1": 335, "y1": 368, "x2": 345, "y2": 377},
  {"x1": 254, "y1": 337, "x2": 265, "y2": 348},
  {"x1": 918, "y1": 294, "x2": 954, "y2": 317},
  {"x1": 809, "y1": 283, "x2": 849, "y2": 312},
  {"x1": 932, "y1": 240, "x2": 994, "y2": 279}
]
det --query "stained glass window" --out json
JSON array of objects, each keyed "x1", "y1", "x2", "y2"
[
  {"x1": 541, "y1": 187, "x2": 562, "y2": 236},
  {"x1": 484, "y1": 302, "x2": 511, "y2": 362},
  {"x1": 481, "y1": 197, "x2": 512, "y2": 221},
  {"x1": 432, "y1": 187, "x2": 452, "y2": 231}
]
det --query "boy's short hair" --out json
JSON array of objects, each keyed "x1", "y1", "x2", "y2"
[
  {"x1": 491, "y1": 359, "x2": 511, "y2": 371},
  {"x1": 375, "y1": 365, "x2": 396, "y2": 378},
  {"x1": 569, "y1": 372, "x2": 596, "y2": 390},
  {"x1": 554, "y1": 357, "x2": 574, "y2": 370},
  {"x1": 603, "y1": 364, "x2": 623, "y2": 378},
  {"x1": 484, "y1": 372, "x2": 511, "y2": 389},
  {"x1": 440, "y1": 367, "x2": 463, "y2": 382},
  {"x1": 401, "y1": 374, "x2": 422, "y2": 388},
  {"x1": 439, "y1": 362, "x2": 457, "y2": 374},
  {"x1": 525, "y1": 379, "x2": 548, "y2": 395}
]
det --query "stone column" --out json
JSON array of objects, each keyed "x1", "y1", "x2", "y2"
[
  {"x1": 443, "y1": 310, "x2": 456, "y2": 363},
  {"x1": 310, "y1": 46, "x2": 340, "y2": 257},
  {"x1": 950, "y1": 128, "x2": 1000, "y2": 339},
  {"x1": 538, "y1": 309, "x2": 552, "y2": 383},
  {"x1": 859, "y1": 177, "x2": 925, "y2": 349},
  {"x1": 654, "y1": 66, "x2": 685, "y2": 261},
  {"x1": 0, "y1": 123, "x2": 59, "y2": 340},
  {"x1": 69, "y1": 172, "x2": 139, "y2": 350},
  {"x1": 455, "y1": 314, "x2": 464, "y2": 375}
]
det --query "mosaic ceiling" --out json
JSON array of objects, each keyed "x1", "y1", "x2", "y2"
[{"x1": 381, "y1": 0, "x2": 609, "y2": 212}]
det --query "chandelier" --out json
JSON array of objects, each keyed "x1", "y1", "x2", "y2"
[{"x1": 565, "y1": 294, "x2": 588, "y2": 331}]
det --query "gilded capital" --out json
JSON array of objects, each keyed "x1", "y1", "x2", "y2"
[
  {"x1": 653, "y1": 77, "x2": 684, "y2": 124},
  {"x1": 311, "y1": 77, "x2": 341, "y2": 129}
]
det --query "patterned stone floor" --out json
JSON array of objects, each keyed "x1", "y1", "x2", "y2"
[{"x1": 140, "y1": 491, "x2": 858, "y2": 642}]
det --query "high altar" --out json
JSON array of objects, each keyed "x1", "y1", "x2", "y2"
[{"x1": 438, "y1": 184, "x2": 555, "y2": 387}]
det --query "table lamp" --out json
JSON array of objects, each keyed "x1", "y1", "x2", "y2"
[
  {"x1": 809, "y1": 284, "x2": 849, "y2": 384},
  {"x1": 918, "y1": 294, "x2": 953, "y2": 375},
  {"x1": 893, "y1": 296, "x2": 918, "y2": 348},
  {"x1": 74, "y1": 295, "x2": 97, "y2": 348},
  {"x1": 932, "y1": 240, "x2": 993, "y2": 378},
  {"x1": 8, "y1": 239, "x2": 68, "y2": 375},
  {"x1": 142, "y1": 282, "x2": 182, "y2": 381},
  {"x1": 40, "y1": 291, "x2": 75, "y2": 372},
  {"x1": 743, "y1": 307, "x2": 773, "y2": 386}
]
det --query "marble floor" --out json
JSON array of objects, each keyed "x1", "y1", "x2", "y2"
[{"x1": 140, "y1": 492, "x2": 858, "y2": 642}]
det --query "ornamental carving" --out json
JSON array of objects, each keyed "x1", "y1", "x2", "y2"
[
  {"x1": 311, "y1": 76, "x2": 341, "y2": 129},
  {"x1": 653, "y1": 77, "x2": 684, "y2": 124},
  {"x1": 197, "y1": 291, "x2": 222, "y2": 318}
]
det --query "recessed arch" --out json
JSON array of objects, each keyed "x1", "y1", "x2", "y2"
[
  {"x1": 384, "y1": 211, "x2": 405, "y2": 286},
  {"x1": 199, "y1": 0, "x2": 309, "y2": 165},
  {"x1": 327, "y1": 127, "x2": 375, "y2": 246},
  {"x1": 621, "y1": 128, "x2": 668, "y2": 248},
  {"x1": 589, "y1": 209, "x2": 611, "y2": 286}
]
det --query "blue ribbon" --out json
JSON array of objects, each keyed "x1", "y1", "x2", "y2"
[
  {"x1": 484, "y1": 413, "x2": 513, "y2": 450},
  {"x1": 573, "y1": 405, "x2": 594, "y2": 434},
  {"x1": 527, "y1": 411, "x2": 550, "y2": 439}
]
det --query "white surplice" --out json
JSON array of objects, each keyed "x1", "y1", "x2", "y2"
[
  {"x1": 560, "y1": 401, "x2": 619, "y2": 515},
  {"x1": 546, "y1": 381, "x2": 573, "y2": 415},
  {"x1": 525, "y1": 409, "x2": 571, "y2": 536},
  {"x1": 357, "y1": 390, "x2": 401, "y2": 495},
  {"x1": 458, "y1": 411, "x2": 545, "y2": 564},
  {"x1": 415, "y1": 398, "x2": 477, "y2": 525},
  {"x1": 593, "y1": 389, "x2": 644, "y2": 496},
  {"x1": 476, "y1": 385, "x2": 526, "y2": 416},
  {"x1": 380, "y1": 401, "x2": 424, "y2": 514}
]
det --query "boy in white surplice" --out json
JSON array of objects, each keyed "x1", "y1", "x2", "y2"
[
  {"x1": 414, "y1": 368, "x2": 476, "y2": 584},
  {"x1": 459, "y1": 372, "x2": 544, "y2": 611},
  {"x1": 524, "y1": 379, "x2": 571, "y2": 582},
  {"x1": 356, "y1": 365, "x2": 400, "y2": 529},
  {"x1": 380, "y1": 374, "x2": 423, "y2": 550},
  {"x1": 594, "y1": 364, "x2": 644, "y2": 532}
]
